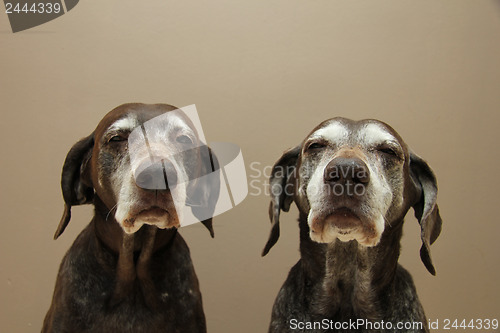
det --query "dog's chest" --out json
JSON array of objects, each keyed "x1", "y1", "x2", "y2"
[{"x1": 60, "y1": 234, "x2": 206, "y2": 332}]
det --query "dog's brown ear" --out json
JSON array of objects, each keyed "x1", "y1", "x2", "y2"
[
  {"x1": 410, "y1": 151, "x2": 442, "y2": 275},
  {"x1": 187, "y1": 145, "x2": 220, "y2": 238},
  {"x1": 262, "y1": 145, "x2": 301, "y2": 256},
  {"x1": 54, "y1": 133, "x2": 95, "y2": 240}
]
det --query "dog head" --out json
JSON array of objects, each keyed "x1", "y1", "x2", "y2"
[
  {"x1": 54, "y1": 103, "x2": 218, "y2": 238},
  {"x1": 263, "y1": 117, "x2": 442, "y2": 275}
]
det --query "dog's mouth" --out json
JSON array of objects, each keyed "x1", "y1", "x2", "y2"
[
  {"x1": 122, "y1": 206, "x2": 180, "y2": 234},
  {"x1": 309, "y1": 207, "x2": 381, "y2": 246},
  {"x1": 324, "y1": 207, "x2": 362, "y2": 230},
  {"x1": 136, "y1": 206, "x2": 170, "y2": 222},
  {"x1": 310, "y1": 207, "x2": 362, "y2": 238}
]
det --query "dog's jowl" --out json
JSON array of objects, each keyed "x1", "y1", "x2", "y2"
[
  {"x1": 263, "y1": 118, "x2": 442, "y2": 333},
  {"x1": 43, "y1": 103, "x2": 218, "y2": 333}
]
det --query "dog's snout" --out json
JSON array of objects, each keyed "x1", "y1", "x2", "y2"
[
  {"x1": 135, "y1": 159, "x2": 178, "y2": 190},
  {"x1": 324, "y1": 157, "x2": 370, "y2": 186}
]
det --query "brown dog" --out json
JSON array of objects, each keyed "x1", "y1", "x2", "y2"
[
  {"x1": 263, "y1": 118, "x2": 442, "y2": 333},
  {"x1": 43, "y1": 103, "x2": 218, "y2": 332}
]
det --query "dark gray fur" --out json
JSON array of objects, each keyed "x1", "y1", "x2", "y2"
[
  {"x1": 43, "y1": 104, "x2": 212, "y2": 333},
  {"x1": 43, "y1": 223, "x2": 206, "y2": 333},
  {"x1": 263, "y1": 118, "x2": 442, "y2": 333}
]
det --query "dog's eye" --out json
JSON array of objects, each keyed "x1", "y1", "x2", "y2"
[
  {"x1": 378, "y1": 147, "x2": 398, "y2": 157},
  {"x1": 109, "y1": 135, "x2": 126, "y2": 143},
  {"x1": 176, "y1": 135, "x2": 193, "y2": 144},
  {"x1": 306, "y1": 142, "x2": 326, "y2": 151}
]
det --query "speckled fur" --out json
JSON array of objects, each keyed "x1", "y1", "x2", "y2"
[
  {"x1": 43, "y1": 104, "x2": 210, "y2": 333},
  {"x1": 264, "y1": 118, "x2": 442, "y2": 333},
  {"x1": 43, "y1": 223, "x2": 206, "y2": 333},
  {"x1": 268, "y1": 214, "x2": 427, "y2": 333}
]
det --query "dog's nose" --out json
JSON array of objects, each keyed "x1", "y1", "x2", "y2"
[
  {"x1": 135, "y1": 159, "x2": 178, "y2": 190},
  {"x1": 324, "y1": 157, "x2": 370, "y2": 186}
]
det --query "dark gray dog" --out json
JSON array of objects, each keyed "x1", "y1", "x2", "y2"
[
  {"x1": 43, "y1": 103, "x2": 219, "y2": 333},
  {"x1": 262, "y1": 118, "x2": 442, "y2": 333}
]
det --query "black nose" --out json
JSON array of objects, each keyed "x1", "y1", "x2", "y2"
[
  {"x1": 324, "y1": 156, "x2": 370, "y2": 187},
  {"x1": 135, "y1": 159, "x2": 178, "y2": 190}
]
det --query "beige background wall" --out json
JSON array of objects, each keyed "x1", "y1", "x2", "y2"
[{"x1": 1, "y1": 1, "x2": 499, "y2": 332}]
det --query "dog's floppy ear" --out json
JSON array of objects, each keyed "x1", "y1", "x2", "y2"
[
  {"x1": 187, "y1": 145, "x2": 220, "y2": 238},
  {"x1": 54, "y1": 133, "x2": 95, "y2": 239},
  {"x1": 410, "y1": 151, "x2": 442, "y2": 275},
  {"x1": 262, "y1": 145, "x2": 301, "y2": 256}
]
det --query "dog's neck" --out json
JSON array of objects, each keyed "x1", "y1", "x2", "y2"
[
  {"x1": 92, "y1": 196, "x2": 177, "y2": 254},
  {"x1": 92, "y1": 196, "x2": 178, "y2": 309},
  {"x1": 298, "y1": 212, "x2": 403, "y2": 319}
]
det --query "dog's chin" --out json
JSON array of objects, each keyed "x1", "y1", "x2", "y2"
[
  {"x1": 309, "y1": 208, "x2": 382, "y2": 247},
  {"x1": 119, "y1": 207, "x2": 181, "y2": 234}
]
